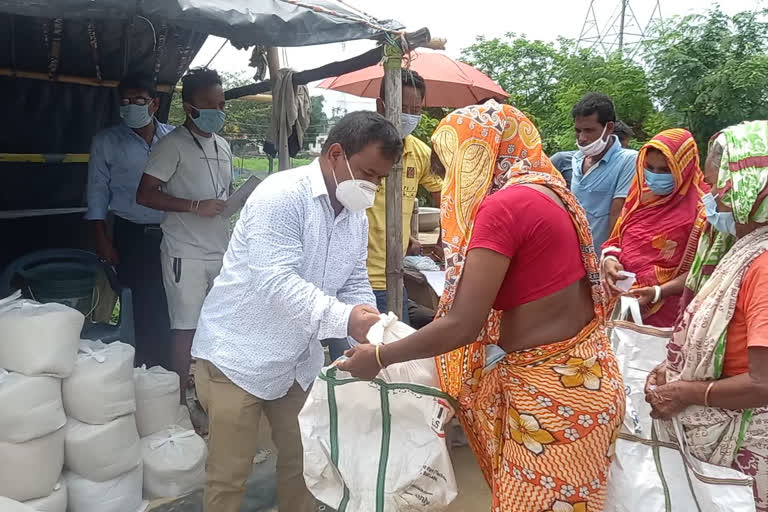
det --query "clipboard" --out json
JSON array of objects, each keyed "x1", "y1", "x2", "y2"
[{"x1": 222, "y1": 175, "x2": 261, "y2": 218}]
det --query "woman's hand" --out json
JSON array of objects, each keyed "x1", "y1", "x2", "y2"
[
  {"x1": 631, "y1": 286, "x2": 657, "y2": 306},
  {"x1": 335, "y1": 344, "x2": 381, "y2": 380},
  {"x1": 603, "y1": 258, "x2": 625, "y2": 296},
  {"x1": 646, "y1": 380, "x2": 688, "y2": 419},
  {"x1": 645, "y1": 361, "x2": 667, "y2": 395}
]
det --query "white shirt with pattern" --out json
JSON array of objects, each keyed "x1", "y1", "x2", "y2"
[{"x1": 191, "y1": 159, "x2": 376, "y2": 400}]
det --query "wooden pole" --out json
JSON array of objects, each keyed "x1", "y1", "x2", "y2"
[
  {"x1": 384, "y1": 42, "x2": 404, "y2": 318},
  {"x1": 0, "y1": 68, "x2": 174, "y2": 92}
]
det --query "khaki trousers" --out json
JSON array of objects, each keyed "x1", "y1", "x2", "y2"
[{"x1": 195, "y1": 359, "x2": 315, "y2": 512}]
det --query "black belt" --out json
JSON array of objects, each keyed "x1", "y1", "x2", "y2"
[{"x1": 115, "y1": 216, "x2": 162, "y2": 235}]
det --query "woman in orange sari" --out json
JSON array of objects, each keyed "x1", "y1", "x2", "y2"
[
  {"x1": 339, "y1": 101, "x2": 625, "y2": 512},
  {"x1": 602, "y1": 129, "x2": 707, "y2": 327}
]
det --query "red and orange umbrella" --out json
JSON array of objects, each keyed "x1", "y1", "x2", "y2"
[{"x1": 317, "y1": 49, "x2": 508, "y2": 108}]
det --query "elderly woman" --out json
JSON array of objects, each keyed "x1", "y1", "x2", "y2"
[
  {"x1": 602, "y1": 129, "x2": 708, "y2": 327},
  {"x1": 646, "y1": 121, "x2": 768, "y2": 509},
  {"x1": 339, "y1": 101, "x2": 625, "y2": 512}
]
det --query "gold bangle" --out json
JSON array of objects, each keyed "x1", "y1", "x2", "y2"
[
  {"x1": 375, "y1": 344, "x2": 385, "y2": 369},
  {"x1": 704, "y1": 381, "x2": 716, "y2": 407}
]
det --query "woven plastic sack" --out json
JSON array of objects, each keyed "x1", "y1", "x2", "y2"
[
  {"x1": 0, "y1": 369, "x2": 65, "y2": 443},
  {"x1": 0, "y1": 426, "x2": 64, "y2": 501},
  {"x1": 64, "y1": 464, "x2": 145, "y2": 512},
  {"x1": 134, "y1": 365, "x2": 180, "y2": 437},
  {"x1": 300, "y1": 313, "x2": 457, "y2": 511},
  {"x1": 64, "y1": 415, "x2": 141, "y2": 482},
  {"x1": 141, "y1": 426, "x2": 207, "y2": 499},
  {"x1": 23, "y1": 478, "x2": 67, "y2": 512},
  {"x1": 0, "y1": 291, "x2": 83, "y2": 377},
  {"x1": 62, "y1": 340, "x2": 135, "y2": 424}
]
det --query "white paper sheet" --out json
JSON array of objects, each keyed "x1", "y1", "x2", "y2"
[
  {"x1": 422, "y1": 271, "x2": 446, "y2": 297},
  {"x1": 222, "y1": 175, "x2": 261, "y2": 218}
]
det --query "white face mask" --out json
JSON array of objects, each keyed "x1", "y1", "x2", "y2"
[
  {"x1": 578, "y1": 125, "x2": 610, "y2": 157},
  {"x1": 400, "y1": 113, "x2": 421, "y2": 138},
  {"x1": 333, "y1": 153, "x2": 377, "y2": 212}
]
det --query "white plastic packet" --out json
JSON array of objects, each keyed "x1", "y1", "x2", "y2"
[
  {"x1": 615, "y1": 270, "x2": 637, "y2": 292},
  {"x1": 141, "y1": 426, "x2": 207, "y2": 499},
  {"x1": 133, "y1": 365, "x2": 180, "y2": 437},
  {"x1": 64, "y1": 464, "x2": 145, "y2": 512},
  {"x1": 64, "y1": 415, "x2": 141, "y2": 482},
  {"x1": 63, "y1": 340, "x2": 136, "y2": 424},
  {"x1": 23, "y1": 478, "x2": 67, "y2": 512},
  {"x1": 0, "y1": 426, "x2": 65, "y2": 502},
  {"x1": 0, "y1": 369, "x2": 66, "y2": 443},
  {"x1": 0, "y1": 496, "x2": 38, "y2": 512},
  {"x1": 0, "y1": 291, "x2": 83, "y2": 377}
]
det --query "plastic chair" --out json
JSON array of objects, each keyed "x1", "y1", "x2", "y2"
[{"x1": 0, "y1": 249, "x2": 135, "y2": 346}]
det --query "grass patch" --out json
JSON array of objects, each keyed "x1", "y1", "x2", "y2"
[{"x1": 232, "y1": 156, "x2": 313, "y2": 172}]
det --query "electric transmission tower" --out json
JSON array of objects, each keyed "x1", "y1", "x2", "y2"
[{"x1": 578, "y1": 0, "x2": 663, "y2": 58}]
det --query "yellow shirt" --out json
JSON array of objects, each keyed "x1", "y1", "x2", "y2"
[{"x1": 366, "y1": 135, "x2": 443, "y2": 290}]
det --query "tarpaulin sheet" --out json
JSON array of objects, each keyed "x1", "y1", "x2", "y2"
[{"x1": 0, "y1": 0, "x2": 403, "y2": 47}]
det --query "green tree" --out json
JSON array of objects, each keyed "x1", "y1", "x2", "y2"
[
  {"x1": 303, "y1": 95, "x2": 329, "y2": 150},
  {"x1": 461, "y1": 34, "x2": 656, "y2": 153},
  {"x1": 644, "y1": 7, "x2": 768, "y2": 152}
]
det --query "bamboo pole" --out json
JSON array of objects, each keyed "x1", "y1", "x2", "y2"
[
  {"x1": 384, "y1": 42, "x2": 404, "y2": 318},
  {"x1": 0, "y1": 68, "x2": 174, "y2": 92}
]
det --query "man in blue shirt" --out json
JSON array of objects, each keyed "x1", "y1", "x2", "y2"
[
  {"x1": 550, "y1": 150, "x2": 577, "y2": 188},
  {"x1": 85, "y1": 72, "x2": 174, "y2": 367},
  {"x1": 570, "y1": 93, "x2": 638, "y2": 253}
]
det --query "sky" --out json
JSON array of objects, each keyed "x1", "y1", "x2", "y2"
[{"x1": 190, "y1": 0, "x2": 761, "y2": 115}]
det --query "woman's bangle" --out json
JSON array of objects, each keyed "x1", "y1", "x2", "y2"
[
  {"x1": 652, "y1": 285, "x2": 662, "y2": 304},
  {"x1": 704, "y1": 381, "x2": 716, "y2": 407},
  {"x1": 375, "y1": 344, "x2": 386, "y2": 369}
]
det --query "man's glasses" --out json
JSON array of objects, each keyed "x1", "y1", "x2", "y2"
[{"x1": 120, "y1": 96, "x2": 153, "y2": 106}]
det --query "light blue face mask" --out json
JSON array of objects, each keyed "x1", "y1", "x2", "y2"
[
  {"x1": 702, "y1": 192, "x2": 737, "y2": 236},
  {"x1": 119, "y1": 104, "x2": 152, "y2": 129},
  {"x1": 190, "y1": 107, "x2": 226, "y2": 134},
  {"x1": 644, "y1": 169, "x2": 676, "y2": 195}
]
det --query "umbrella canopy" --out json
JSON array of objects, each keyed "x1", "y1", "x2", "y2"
[{"x1": 317, "y1": 50, "x2": 508, "y2": 107}]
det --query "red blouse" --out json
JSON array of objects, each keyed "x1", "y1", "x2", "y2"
[{"x1": 467, "y1": 186, "x2": 586, "y2": 310}]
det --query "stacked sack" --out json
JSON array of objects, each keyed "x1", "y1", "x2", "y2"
[
  {"x1": 62, "y1": 339, "x2": 144, "y2": 512},
  {"x1": 134, "y1": 365, "x2": 206, "y2": 499},
  {"x1": 0, "y1": 291, "x2": 82, "y2": 511}
]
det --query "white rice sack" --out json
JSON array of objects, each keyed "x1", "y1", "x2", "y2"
[
  {"x1": 175, "y1": 404, "x2": 194, "y2": 431},
  {"x1": 0, "y1": 369, "x2": 66, "y2": 443},
  {"x1": 0, "y1": 427, "x2": 64, "y2": 501},
  {"x1": 23, "y1": 478, "x2": 67, "y2": 512},
  {"x1": 64, "y1": 464, "x2": 144, "y2": 512},
  {"x1": 0, "y1": 497, "x2": 38, "y2": 512},
  {"x1": 141, "y1": 427, "x2": 207, "y2": 499},
  {"x1": 62, "y1": 340, "x2": 135, "y2": 424},
  {"x1": 0, "y1": 291, "x2": 82, "y2": 377},
  {"x1": 134, "y1": 365, "x2": 180, "y2": 437},
  {"x1": 64, "y1": 415, "x2": 141, "y2": 482}
]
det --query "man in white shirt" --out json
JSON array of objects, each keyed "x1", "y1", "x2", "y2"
[
  {"x1": 136, "y1": 67, "x2": 232, "y2": 403},
  {"x1": 191, "y1": 111, "x2": 402, "y2": 512}
]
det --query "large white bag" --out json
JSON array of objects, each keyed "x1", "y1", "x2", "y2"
[
  {"x1": 23, "y1": 478, "x2": 67, "y2": 512},
  {"x1": 300, "y1": 313, "x2": 457, "y2": 512},
  {"x1": 64, "y1": 464, "x2": 145, "y2": 512},
  {"x1": 0, "y1": 369, "x2": 66, "y2": 443},
  {"x1": 0, "y1": 426, "x2": 64, "y2": 501},
  {"x1": 175, "y1": 404, "x2": 194, "y2": 431},
  {"x1": 134, "y1": 365, "x2": 180, "y2": 437},
  {"x1": 0, "y1": 291, "x2": 83, "y2": 377},
  {"x1": 64, "y1": 415, "x2": 141, "y2": 482},
  {"x1": 141, "y1": 426, "x2": 207, "y2": 499},
  {"x1": 605, "y1": 419, "x2": 756, "y2": 512},
  {"x1": 62, "y1": 340, "x2": 136, "y2": 424},
  {"x1": 609, "y1": 297, "x2": 671, "y2": 437}
]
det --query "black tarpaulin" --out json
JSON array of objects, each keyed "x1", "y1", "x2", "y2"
[{"x1": 0, "y1": 0, "x2": 403, "y2": 47}]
